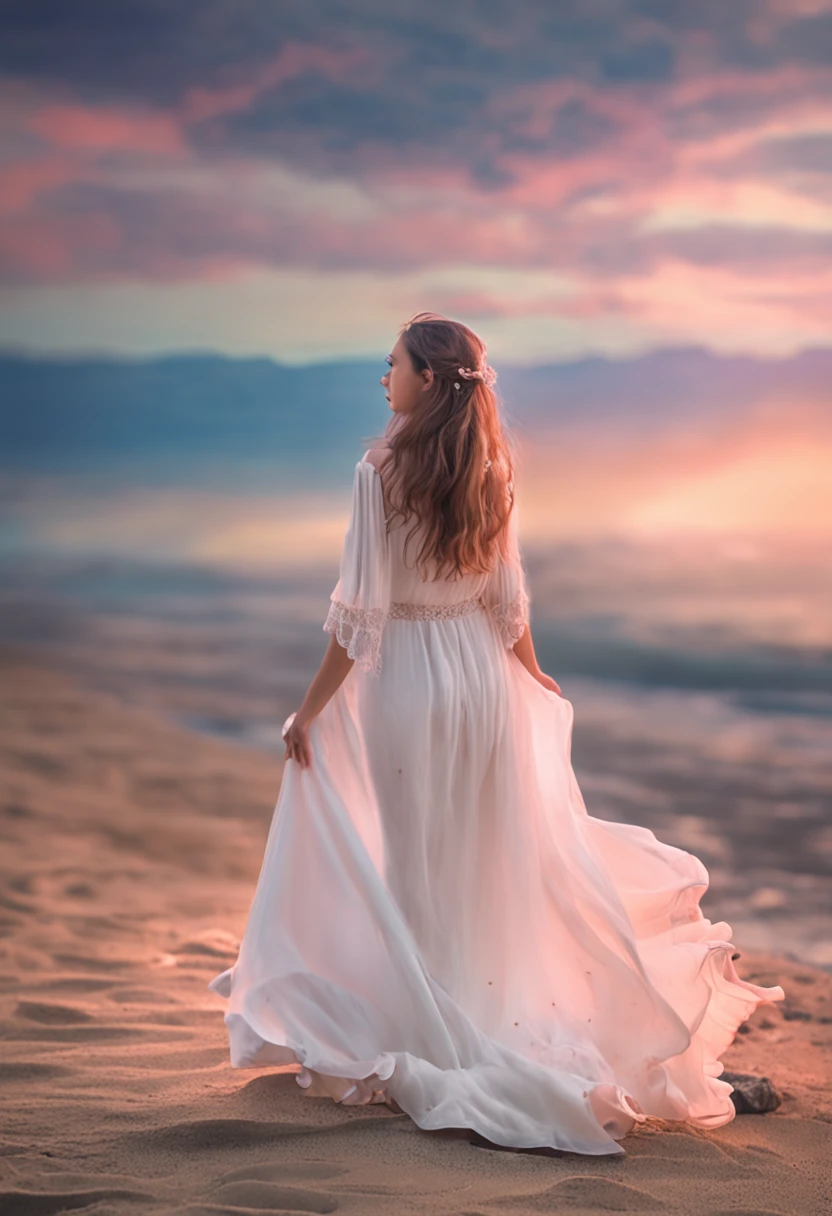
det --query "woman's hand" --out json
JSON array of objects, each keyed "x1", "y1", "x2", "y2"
[
  {"x1": 282, "y1": 711, "x2": 314, "y2": 769},
  {"x1": 534, "y1": 670, "x2": 562, "y2": 696},
  {"x1": 279, "y1": 635, "x2": 355, "y2": 771}
]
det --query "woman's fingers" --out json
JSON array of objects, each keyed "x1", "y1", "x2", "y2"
[{"x1": 284, "y1": 724, "x2": 311, "y2": 768}]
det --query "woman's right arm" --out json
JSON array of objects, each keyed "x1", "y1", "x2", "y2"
[
  {"x1": 512, "y1": 623, "x2": 561, "y2": 694},
  {"x1": 482, "y1": 491, "x2": 562, "y2": 695}
]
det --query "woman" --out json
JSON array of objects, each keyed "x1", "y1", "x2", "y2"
[{"x1": 208, "y1": 311, "x2": 784, "y2": 1155}]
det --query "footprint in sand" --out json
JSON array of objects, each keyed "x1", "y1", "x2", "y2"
[
  {"x1": 207, "y1": 1180, "x2": 339, "y2": 1213},
  {"x1": 708, "y1": 1210, "x2": 791, "y2": 1216},
  {"x1": 126, "y1": 1116, "x2": 381, "y2": 1154},
  {"x1": 62, "y1": 881, "x2": 96, "y2": 899},
  {"x1": 52, "y1": 952, "x2": 133, "y2": 972},
  {"x1": 10, "y1": 1002, "x2": 194, "y2": 1044},
  {"x1": 486, "y1": 1175, "x2": 663, "y2": 1211},
  {"x1": 15, "y1": 1000, "x2": 94, "y2": 1024},
  {"x1": 126, "y1": 1117, "x2": 302, "y2": 1152},
  {"x1": 107, "y1": 985, "x2": 181, "y2": 1004},
  {"x1": 0, "y1": 891, "x2": 36, "y2": 914},
  {"x1": 0, "y1": 1188, "x2": 157, "y2": 1215},
  {"x1": 0, "y1": 1062, "x2": 72, "y2": 1081},
  {"x1": 32, "y1": 977, "x2": 117, "y2": 994},
  {"x1": 216, "y1": 1163, "x2": 347, "y2": 1184},
  {"x1": 171, "y1": 930, "x2": 240, "y2": 959},
  {"x1": 7, "y1": 1024, "x2": 188, "y2": 1042},
  {"x1": 620, "y1": 1128, "x2": 765, "y2": 1179}
]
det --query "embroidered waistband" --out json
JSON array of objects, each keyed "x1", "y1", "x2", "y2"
[{"x1": 388, "y1": 595, "x2": 484, "y2": 621}]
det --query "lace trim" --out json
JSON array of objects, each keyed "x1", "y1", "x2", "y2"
[
  {"x1": 490, "y1": 585, "x2": 530, "y2": 647},
  {"x1": 388, "y1": 595, "x2": 483, "y2": 621},
  {"x1": 323, "y1": 600, "x2": 387, "y2": 675},
  {"x1": 324, "y1": 594, "x2": 488, "y2": 674}
]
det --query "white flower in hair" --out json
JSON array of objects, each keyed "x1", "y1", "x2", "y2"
[{"x1": 457, "y1": 363, "x2": 497, "y2": 387}]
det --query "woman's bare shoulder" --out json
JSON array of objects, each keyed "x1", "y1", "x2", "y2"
[
  {"x1": 360, "y1": 447, "x2": 393, "y2": 519},
  {"x1": 361, "y1": 446, "x2": 391, "y2": 473}
]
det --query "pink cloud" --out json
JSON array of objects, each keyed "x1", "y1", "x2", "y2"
[
  {"x1": 429, "y1": 289, "x2": 632, "y2": 321},
  {"x1": 180, "y1": 41, "x2": 375, "y2": 125},
  {"x1": 27, "y1": 104, "x2": 185, "y2": 155},
  {"x1": 0, "y1": 220, "x2": 76, "y2": 278},
  {"x1": 0, "y1": 209, "x2": 127, "y2": 283},
  {"x1": 0, "y1": 157, "x2": 78, "y2": 216}
]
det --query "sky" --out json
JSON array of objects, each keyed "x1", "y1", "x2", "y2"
[{"x1": 1, "y1": 0, "x2": 831, "y2": 363}]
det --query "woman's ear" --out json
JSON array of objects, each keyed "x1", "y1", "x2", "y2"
[{"x1": 421, "y1": 367, "x2": 434, "y2": 392}]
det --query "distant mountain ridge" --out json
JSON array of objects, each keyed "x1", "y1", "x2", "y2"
[{"x1": 1, "y1": 346, "x2": 829, "y2": 474}]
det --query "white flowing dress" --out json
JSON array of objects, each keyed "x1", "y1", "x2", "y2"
[{"x1": 208, "y1": 451, "x2": 785, "y2": 1155}]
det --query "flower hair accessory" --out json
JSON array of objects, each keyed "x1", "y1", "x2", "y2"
[{"x1": 455, "y1": 363, "x2": 498, "y2": 389}]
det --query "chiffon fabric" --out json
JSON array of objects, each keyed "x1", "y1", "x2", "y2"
[{"x1": 208, "y1": 451, "x2": 785, "y2": 1155}]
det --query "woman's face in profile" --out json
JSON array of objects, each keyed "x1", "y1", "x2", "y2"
[{"x1": 381, "y1": 335, "x2": 433, "y2": 415}]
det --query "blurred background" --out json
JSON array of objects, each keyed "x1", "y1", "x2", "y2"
[{"x1": 1, "y1": 2, "x2": 830, "y2": 966}]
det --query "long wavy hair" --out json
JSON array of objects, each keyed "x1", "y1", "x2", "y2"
[{"x1": 366, "y1": 311, "x2": 518, "y2": 582}]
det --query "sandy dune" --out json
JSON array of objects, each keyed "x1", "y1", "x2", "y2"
[{"x1": 1, "y1": 645, "x2": 830, "y2": 1215}]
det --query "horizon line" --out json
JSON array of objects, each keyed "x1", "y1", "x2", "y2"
[{"x1": 1, "y1": 342, "x2": 831, "y2": 372}]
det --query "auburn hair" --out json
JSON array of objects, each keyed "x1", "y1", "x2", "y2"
[{"x1": 365, "y1": 311, "x2": 518, "y2": 582}]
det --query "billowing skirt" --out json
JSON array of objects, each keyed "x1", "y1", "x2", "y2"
[{"x1": 208, "y1": 606, "x2": 784, "y2": 1155}]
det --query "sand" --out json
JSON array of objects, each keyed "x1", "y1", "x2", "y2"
[{"x1": 1, "y1": 644, "x2": 830, "y2": 1216}]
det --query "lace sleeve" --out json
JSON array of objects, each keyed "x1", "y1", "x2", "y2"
[
  {"x1": 482, "y1": 494, "x2": 530, "y2": 648},
  {"x1": 323, "y1": 601, "x2": 388, "y2": 676},
  {"x1": 489, "y1": 582, "x2": 530, "y2": 647},
  {"x1": 323, "y1": 456, "x2": 392, "y2": 675}
]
